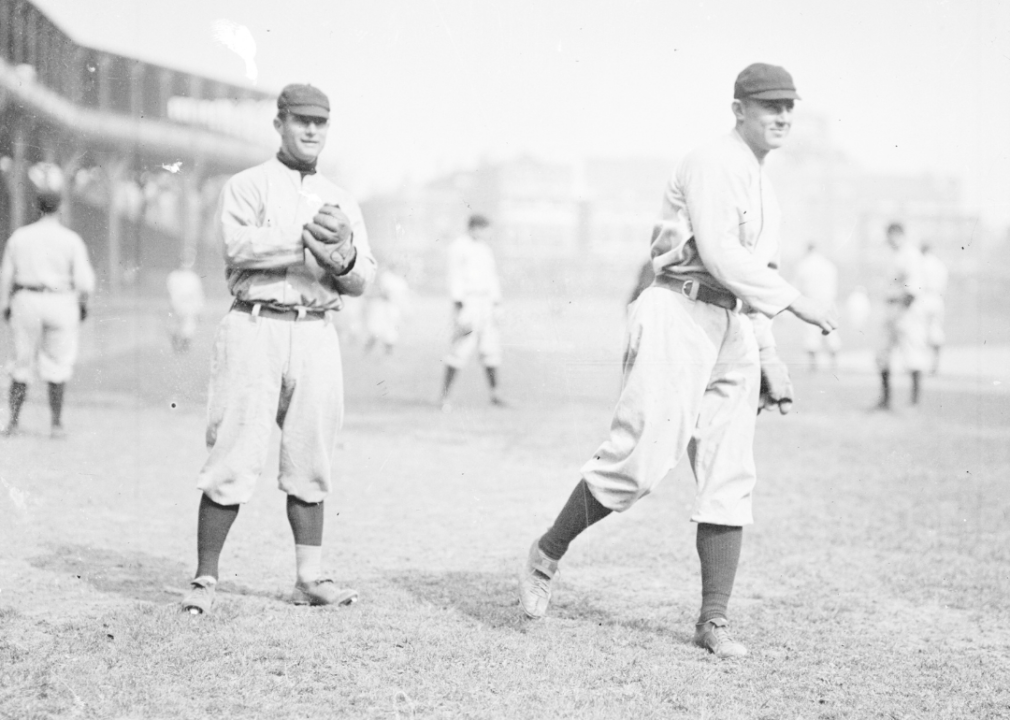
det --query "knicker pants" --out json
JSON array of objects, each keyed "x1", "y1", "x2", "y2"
[
  {"x1": 197, "y1": 310, "x2": 344, "y2": 506},
  {"x1": 581, "y1": 287, "x2": 761, "y2": 526}
]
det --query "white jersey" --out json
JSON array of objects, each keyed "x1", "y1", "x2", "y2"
[
  {"x1": 793, "y1": 251, "x2": 838, "y2": 305},
  {"x1": 446, "y1": 234, "x2": 501, "y2": 304},
  {"x1": 0, "y1": 215, "x2": 95, "y2": 312},
  {"x1": 167, "y1": 268, "x2": 206, "y2": 317},
  {"x1": 921, "y1": 253, "x2": 948, "y2": 297}
]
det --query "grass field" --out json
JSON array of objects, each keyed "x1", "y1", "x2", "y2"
[{"x1": 1, "y1": 289, "x2": 1008, "y2": 719}]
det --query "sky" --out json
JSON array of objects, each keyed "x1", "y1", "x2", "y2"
[{"x1": 34, "y1": 0, "x2": 1010, "y2": 227}]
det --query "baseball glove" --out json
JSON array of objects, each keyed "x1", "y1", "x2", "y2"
[
  {"x1": 303, "y1": 204, "x2": 357, "y2": 276},
  {"x1": 758, "y1": 348, "x2": 793, "y2": 415}
]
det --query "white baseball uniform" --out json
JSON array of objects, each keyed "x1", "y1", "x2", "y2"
[
  {"x1": 443, "y1": 233, "x2": 502, "y2": 369},
  {"x1": 793, "y1": 249, "x2": 841, "y2": 354},
  {"x1": 364, "y1": 269, "x2": 410, "y2": 349},
  {"x1": 876, "y1": 242, "x2": 927, "y2": 373},
  {"x1": 166, "y1": 267, "x2": 205, "y2": 345},
  {"x1": 197, "y1": 157, "x2": 376, "y2": 506},
  {"x1": 0, "y1": 215, "x2": 95, "y2": 384},
  {"x1": 920, "y1": 252, "x2": 948, "y2": 348},
  {"x1": 581, "y1": 129, "x2": 800, "y2": 525}
]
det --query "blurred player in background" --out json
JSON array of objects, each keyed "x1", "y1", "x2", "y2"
[
  {"x1": 181, "y1": 83, "x2": 376, "y2": 615},
  {"x1": 793, "y1": 243, "x2": 840, "y2": 371},
  {"x1": 920, "y1": 243, "x2": 948, "y2": 375},
  {"x1": 363, "y1": 263, "x2": 411, "y2": 355},
  {"x1": 439, "y1": 214, "x2": 505, "y2": 410},
  {"x1": 845, "y1": 285, "x2": 872, "y2": 336},
  {"x1": 166, "y1": 260, "x2": 205, "y2": 353},
  {"x1": 0, "y1": 163, "x2": 95, "y2": 439},
  {"x1": 518, "y1": 63, "x2": 837, "y2": 658},
  {"x1": 874, "y1": 222, "x2": 926, "y2": 409}
]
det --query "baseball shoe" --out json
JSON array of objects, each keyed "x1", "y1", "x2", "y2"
[
  {"x1": 0, "y1": 424, "x2": 19, "y2": 438},
  {"x1": 693, "y1": 617, "x2": 747, "y2": 659},
  {"x1": 490, "y1": 394, "x2": 509, "y2": 408},
  {"x1": 518, "y1": 539, "x2": 559, "y2": 619},
  {"x1": 181, "y1": 575, "x2": 217, "y2": 615},
  {"x1": 292, "y1": 578, "x2": 359, "y2": 607},
  {"x1": 50, "y1": 424, "x2": 67, "y2": 440}
]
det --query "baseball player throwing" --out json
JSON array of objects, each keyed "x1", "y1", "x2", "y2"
[
  {"x1": 518, "y1": 64, "x2": 837, "y2": 658},
  {"x1": 0, "y1": 164, "x2": 95, "y2": 439},
  {"x1": 181, "y1": 84, "x2": 377, "y2": 614}
]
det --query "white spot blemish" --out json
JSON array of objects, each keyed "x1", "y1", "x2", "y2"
[
  {"x1": 213, "y1": 19, "x2": 258, "y2": 82},
  {"x1": 162, "y1": 161, "x2": 182, "y2": 174},
  {"x1": 1, "y1": 475, "x2": 29, "y2": 521}
]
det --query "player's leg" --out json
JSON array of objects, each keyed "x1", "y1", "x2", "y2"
[
  {"x1": 899, "y1": 305, "x2": 928, "y2": 406},
  {"x1": 479, "y1": 319, "x2": 505, "y2": 405},
  {"x1": 34, "y1": 294, "x2": 80, "y2": 437},
  {"x1": 686, "y1": 310, "x2": 760, "y2": 658},
  {"x1": 186, "y1": 313, "x2": 287, "y2": 612},
  {"x1": 874, "y1": 309, "x2": 898, "y2": 410},
  {"x1": 277, "y1": 320, "x2": 357, "y2": 607},
  {"x1": 441, "y1": 324, "x2": 478, "y2": 408},
  {"x1": 3, "y1": 293, "x2": 42, "y2": 435},
  {"x1": 520, "y1": 289, "x2": 717, "y2": 619}
]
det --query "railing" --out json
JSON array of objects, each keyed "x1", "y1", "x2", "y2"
[{"x1": 0, "y1": 0, "x2": 274, "y2": 143}]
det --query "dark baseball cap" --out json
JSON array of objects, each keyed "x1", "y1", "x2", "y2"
[
  {"x1": 734, "y1": 63, "x2": 800, "y2": 101},
  {"x1": 277, "y1": 83, "x2": 330, "y2": 119}
]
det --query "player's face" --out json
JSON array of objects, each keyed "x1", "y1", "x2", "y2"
[
  {"x1": 274, "y1": 113, "x2": 329, "y2": 163},
  {"x1": 470, "y1": 225, "x2": 492, "y2": 241},
  {"x1": 735, "y1": 98, "x2": 794, "y2": 156}
]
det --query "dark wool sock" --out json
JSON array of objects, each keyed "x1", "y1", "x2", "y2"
[
  {"x1": 195, "y1": 494, "x2": 240, "y2": 580},
  {"x1": 879, "y1": 369, "x2": 891, "y2": 406},
  {"x1": 48, "y1": 382, "x2": 65, "y2": 426},
  {"x1": 441, "y1": 366, "x2": 458, "y2": 400},
  {"x1": 910, "y1": 370, "x2": 921, "y2": 405},
  {"x1": 538, "y1": 479, "x2": 613, "y2": 561},
  {"x1": 286, "y1": 495, "x2": 325, "y2": 546},
  {"x1": 485, "y1": 366, "x2": 497, "y2": 390},
  {"x1": 697, "y1": 523, "x2": 743, "y2": 625},
  {"x1": 8, "y1": 381, "x2": 27, "y2": 426}
]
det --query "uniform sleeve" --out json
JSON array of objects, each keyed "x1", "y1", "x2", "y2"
[
  {"x1": 324, "y1": 198, "x2": 376, "y2": 297},
  {"x1": 71, "y1": 236, "x2": 96, "y2": 298},
  {"x1": 0, "y1": 239, "x2": 14, "y2": 313},
  {"x1": 219, "y1": 174, "x2": 305, "y2": 270},
  {"x1": 681, "y1": 156, "x2": 799, "y2": 317}
]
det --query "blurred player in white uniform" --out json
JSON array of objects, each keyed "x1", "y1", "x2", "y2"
[
  {"x1": 166, "y1": 260, "x2": 205, "y2": 353},
  {"x1": 875, "y1": 222, "x2": 926, "y2": 409},
  {"x1": 793, "y1": 243, "x2": 840, "y2": 371},
  {"x1": 440, "y1": 214, "x2": 505, "y2": 409},
  {"x1": 0, "y1": 164, "x2": 95, "y2": 439},
  {"x1": 920, "y1": 244, "x2": 948, "y2": 375},
  {"x1": 364, "y1": 265, "x2": 411, "y2": 355}
]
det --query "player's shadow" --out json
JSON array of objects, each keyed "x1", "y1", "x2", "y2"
[
  {"x1": 29, "y1": 544, "x2": 191, "y2": 603},
  {"x1": 390, "y1": 569, "x2": 678, "y2": 639}
]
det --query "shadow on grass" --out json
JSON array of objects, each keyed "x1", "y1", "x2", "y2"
[
  {"x1": 29, "y1": 544, "x2": 288, "y2": 606},
  {"x1": 29, "y1": 544, "x2": 188, "y2": 603},
  {"x1": 390, "y1": 569, "x2": 682, "y2": 640}
]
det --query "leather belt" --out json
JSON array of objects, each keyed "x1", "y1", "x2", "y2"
[
  {"x1": 13, "y1": 283, "x2": 55, "y2": 293},
  {"x1": 231, "y1": 299, "x2": 326, "y2": 321},
  {"x1": 653, "y1": 275, "x2": 741, "y2": 312}
]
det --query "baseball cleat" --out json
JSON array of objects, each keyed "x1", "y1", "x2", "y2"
[
  {"x1": 0, "y1": 424, "x2": 19, "y2": 438},
  {"x1": 50, "y1": 424, "x2": 67, "y2": 440},
  {"x1": 292, "y1": 578, "x2": 359, "y2": 607},
  {"x1": 181, "y1": 575, "x2": 217, "y2": 615},
  {"x1": 693, "y1": 617, "x2": 747, "y2": 659},
  {"x1": 518, "y1": 538, "x2": 559, "y2": 619}
]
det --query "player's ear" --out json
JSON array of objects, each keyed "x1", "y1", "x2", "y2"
[
  {"x1": 273, "y1": 115, "x2": 284, "y2": 134},
  {"x1": 731, "y1": 99, "x2": 745, "y2": 122}
]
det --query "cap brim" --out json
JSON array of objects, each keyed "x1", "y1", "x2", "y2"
[
  {"x1": 284, "y1": 105, "x2": 330, "y2": 119},
  {"x1": 745, "y1": 90, "x2": 800, "y2": 101}
]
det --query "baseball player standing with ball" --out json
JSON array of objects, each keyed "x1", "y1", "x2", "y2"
[
  {"x1": 518, "y1": 64, "x2": 838, "y2": 658},
  {"x1": 181, "y1": 84, "x2": 376, "y2": 614},
  {"x1": 0, "y1": 164, "x2": 95, "y2": 439},
  {"x1": 439, "y1": 214, "x2": 506, "y2": 410}
]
